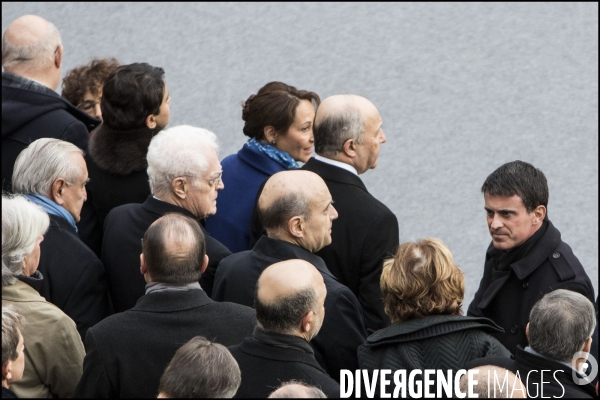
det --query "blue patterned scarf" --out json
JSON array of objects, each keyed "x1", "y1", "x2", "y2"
[
  {"x1": 24, "y1": 194, "x2": 78, "y2": 232},
  {"x1": 245, "y1": 138, "x2": 299, "y2": 170}
]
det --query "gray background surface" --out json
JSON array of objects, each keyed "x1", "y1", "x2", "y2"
[{"x1": 3, "y1": 2, "x2": 598, "y2": 310}]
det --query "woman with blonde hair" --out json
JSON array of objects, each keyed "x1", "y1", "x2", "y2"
[{"x1": 358, "y1": 238, "x2": 511, "y2": 373}]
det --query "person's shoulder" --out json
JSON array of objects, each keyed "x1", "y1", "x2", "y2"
[
  {"x1": 45, "y1": 218, "x2": 99, "y2": 260},
  {"x1": 218, "y1": 249, "x2": 256, "y2": 269},
  {"x1": 105, "y1": 202, "x2": 144, "y2": 223},
  {"x1": 208, "y1": 300, "x2": 256, "y2": 316}
]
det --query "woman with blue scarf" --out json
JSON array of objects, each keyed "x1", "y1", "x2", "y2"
[{"x1": 204, "y1": 82, "x2": 320, "y2": 253}]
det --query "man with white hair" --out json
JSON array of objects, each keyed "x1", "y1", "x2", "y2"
[
  {"x1": 2, "y1": 15, "x2": 99, "y2": 192},
  {"x1": 11, "y1": 138, "x2": 109, "y2": 339},
  {"x1": 102, "y1": 124, "x2": 231, "y2": 312}
]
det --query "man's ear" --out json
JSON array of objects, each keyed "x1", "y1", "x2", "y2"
[
  {"x1": 525, "y1": 323, "x2": 530, "y2": 340},
  {"x1": 3, "y1": 359, "x2": 13, "y2": 382},
  {"x1": 287, "y1": 216, "x2": 304, "y2": 238},
  {"x1": 582, "y1": 337, "x2": 592, "y2": 353},
  {"x1": 532, "y1": 205, "x2": 546, "y2": 225},
  {"x1": 140, "y1": 253, "x2": 148, "y2": 276},
  {"x1": 201, "y1": 254, "x2": 209, "y2": 274},
  {"x1": 54, "y1": 45, "x2": 63, "y2": 69},
  {"x1": 300, "y1": 311, "x2": 314, "y2": 334},
  {"x1": 263, "y1": 126, "x2": 278, "y2": 144},
  {"x1": 171, "y1": 177, "x2": 187, "y2": 199},
  {"x1": 50, "y1": 178, "x2": 67, "y2": 205},
  {"x1": 341, "y1": 138, "x2": 357, "y2": 158}
]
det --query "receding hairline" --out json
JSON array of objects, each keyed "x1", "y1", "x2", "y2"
[
  {"x1": 4, "y1": 15, "x2": 56, "y2": 46},
  {"x1": 257, "y1": 260, "x2": 318, "y2": 304},
  {"x1": 315, "y1": 94, "x2": 376, "y2": 125},
  {"x1": 258, "y1": 171, "x2": 328, "y2": 210}
]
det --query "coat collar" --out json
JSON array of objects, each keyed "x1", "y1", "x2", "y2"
[
  {"x1": 303, "y1": 157, "x2": 367, "y2": 192},
  {"x1": 141, "y1": 195, "x2": 196, "y2": 219},
  {"x1": 253, "y1": 235, "x2": 337, "y2": 281},
  {"x1": 133, "y1": 288, "x2": 212, "y2": 312},
  {"x1": 237, "y1": 143, "x2": 286, "y2": 176},
  {"x1": 49, "y1": 213, "x2": 78, "y2": 235},
  {"x1": 364, "y1": 315, "x2": 504, "y2": 347},
  {"x1": 2, "y1": 278, "x2": 47, "y2": 303},
  {"x1": 476, "y1": 220, "x2": 561, "y2": 310}
]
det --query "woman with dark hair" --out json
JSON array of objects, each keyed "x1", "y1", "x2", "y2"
[
  {"x1": 205, "y1": 82, "x2": 320, "y2": 253},
  {"x1": 358, "y1": 238, "x2": 511, "y2": 374}
]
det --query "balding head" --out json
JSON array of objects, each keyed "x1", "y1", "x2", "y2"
[
  {"x1": 255, "y1": 260, "x2": 326, "y2": 341},
  {"x1": 141, "y1": 213, "x2": 207, "y2": 284},
  {"x1": 2, "y1": 15, "x2": 62, "y2": 89},
  {"x1": 258, "y1": 170, "x2": 337, "y2": 253},
  {"x1": 268, "y1": 381, "x2": 327, "y2": 398},
  {"x1": 314, "y1": 94, "x2": 385, "y2": 174},
  {"x1": 460, "y1": 365, "x2": 527, "y2": 398}
]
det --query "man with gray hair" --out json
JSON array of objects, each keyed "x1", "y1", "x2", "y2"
[
  {"x1": 11, "y1": 138, "x2": 109, "y2": 339},
  {"x1": 74, "y1": 213, "x2": 255, "y2": 398},
  {"x1": 268, "y1": 382, "x2": 327, "y2": 398},
  {"x1": 214, "y1": 170, "x2": 366, "y2": 381},
  {"x1": 102, "y1": 124, "x2": 231, "y2": 312},
  {"x1": 157, "y1": 336, "x2": 241, "y2": 398},
  {"x1": 229, "y1": 260, "x2": 339, "y2": 398},
  {"x1": 301, "y1": 94, "x2": 398, "y2": 332},
  {"x1": 2, "y1": 15, "x2": 99, "y2": 192}
]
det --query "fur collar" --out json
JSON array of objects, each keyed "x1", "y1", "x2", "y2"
[{"x1": 89, "y1": 124, "x2": 160, "y2": 175}]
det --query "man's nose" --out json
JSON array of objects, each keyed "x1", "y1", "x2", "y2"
[
  {"x1": 330, "y1": 205, "x2": 339, "y2": 220},
  {"x1": 380, "y1": 129, "x2": 387, "y2": 144},
  {"x1": 490, "y1": 214, "x2": 503, "y2": 229},
  {"x1": 95, "y1": 104, "x2": 102, "y2": 120}
]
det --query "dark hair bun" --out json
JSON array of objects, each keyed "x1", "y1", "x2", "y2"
[{"x1": 241, "y1": 94, "x2": 256, "y2": 122}]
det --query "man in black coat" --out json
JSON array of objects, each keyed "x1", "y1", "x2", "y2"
[
  {"x1": 74, "y1": 213, "x2": 256, "y2": 398},
  {"x1": 12, "y1": 138, "x2": 109, "y2": 339},
  {"x1": 229, "y1": 259, "x2": 340, "y2": 398},
  {"x1": 468, "y1": 161, "x2": 595, "y2": 353},
  {"x1": 214, "y1": 170, "x2": 367, "y2": 381},
  {"x1": 102, "y1": 125, "x2": 231, "y2": 311},
  {"x1": 2, "y1": 15, "x2": 99, "y2": 193},
  {"x1": 302, "y1": 94, "x2": 398, "y2": 332}
]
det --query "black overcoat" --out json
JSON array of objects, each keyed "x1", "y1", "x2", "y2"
[
  {"x1": 229, "y1": 329, "x2": 340, "y2": 398},
  {"x1": 102, "y1": 196, "x2": 231, "y2": 311},
  {"x1": 37, "y1": 214, "x2": 109, "y2": 339},
  {"x1": 302, "y1": 158, "x2": 399, "y2": 332},
  {"x1": 73, "y1": 289, "x2": 256, "y2": 398},
  {"x1": 212, "y1": 235, "x2": 367, "y2": 381},
  {"x1": 468, "y1": 220, "x2": 595, "y2": 353},
  {"x1": 2, "y1": 72, "x2": 98, "y2": 192}
]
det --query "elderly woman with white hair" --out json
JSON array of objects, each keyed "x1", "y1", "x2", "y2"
[
  {"x1": 1, "y1": 195, "x2": 84, "y2": 398},
  {"x1": 101, "y1": 124, "x2": 232, "y2": 312}
]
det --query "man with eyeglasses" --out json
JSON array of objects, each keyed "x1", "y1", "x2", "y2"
[
  {"x1": 2, "y1": 15, "x2": 99, "y2": 193},
  {"x1": 101, "y1": 125, "x2": 232, "y2": 313}
]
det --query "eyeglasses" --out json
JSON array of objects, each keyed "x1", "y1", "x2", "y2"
[{"x1": 206, "y1": 171, "x2": 223, "y2": 188}]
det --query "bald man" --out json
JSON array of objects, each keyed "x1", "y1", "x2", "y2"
[
  {"x1": 460, "y1": 366, "x2": 527, "y2": 398},
  {"x1": 74, "y1": 213, "x2": 255, "y2": 398},
  {"x1": 214, "y1": 170, "x2": 367, "y2": 381},
  {"x1": 229, "y1": 260, "x2": 339, "y2": 398},
  {"x1": 301, "y1": 94, "x2": 399, "y2": 332},
  {"x1": 2, "y1": 15, "x2": 99, "y2": 192},
  {"x1": 268, "y1": 382, "x2": 327, "y2": 398}
]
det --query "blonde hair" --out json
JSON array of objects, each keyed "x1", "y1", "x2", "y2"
[{"x1": 381, "y1": 238, "x2": 464, "y2": 322}]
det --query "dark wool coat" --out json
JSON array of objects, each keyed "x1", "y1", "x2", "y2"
[
  {"x1": 205, "y1": 144, "x2": 285, "y2": 253},
  {"x1": 468, "y1": 220, "x2": 595, "y2": 354},
  {"x1": 37, "y1": 214, "x2": 109, "y2": 340},
  {"x1": 74, "y1": 289, "x2": 256, "y2": 398},
  {"x1": 302, "y1": 158, "x2": 399, "y2": 332},
  {"x1": 358, "y1": 315, "x2": 511, "y2": 372},
  {"x1": 213, "y1": 235, "x2": 367, "y2": 381},
  {"x1": 2, "y1": 72, "x2": 99, "y2": 192},
  {"x1": 78, "y1": 123, "x2": 156, "y2": 256},
  {"x1": 102, "y1": 196, "x2": 231, "y2": 311},
  {"x1": 229, "y1": 328, "x2": 340, "y2": 398}
]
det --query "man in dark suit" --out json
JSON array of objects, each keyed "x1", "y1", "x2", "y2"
[
  {"x1": 2, "y1": 15, "x2": 99, "y2": 193},
  {"x1": 74, "y1": 213, "x2": 256, "y2": 398},
  {"x1": 229, "y1": 259, "x2": 339, "y2": 398},
  {"x1": 302, "y1": 94, "x2": 398, "y2": 332},
  {"x1": 213, "y1": 170, "x2": 367, "y2": 381},
  {"x1": 102, "y1": 125, "x2": 231, "y2": 311},
  {"x1": 12, "y1": 138, "x2": 109, "y2": 340},
  {"x1": 468, "y1": 161, "x2": 594, "y2": 353}
]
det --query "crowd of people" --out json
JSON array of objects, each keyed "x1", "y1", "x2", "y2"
[{"x1": 2, "y1": 14, "x2": 598, "y2": 399}]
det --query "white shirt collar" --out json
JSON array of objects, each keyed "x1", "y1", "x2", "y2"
[{"x1": 315, "y1": 155, "x2": 358, "y2": 176}]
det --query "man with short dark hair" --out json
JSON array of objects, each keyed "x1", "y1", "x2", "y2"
[
  {"x1": 302, "y1": 94, "x2": 398, "y2": 332},
  {"x1": 157, "y1": 336, "x2": 241, "y2": 398},
  {"x1": 74, "y1": 213, "x2": 255, "y2": 398},
  {"x1": 214, "y1": 170, "x2": 366, "y2": 381},
  {"x1": 468, "y1": 160, "x2": 594, "y2": 353},
  {"x1": 229, "y1": 260, "x2": 339, "y2": 398},
  {"x1": 2, "y1": 15, "x2": 99, "y2": 193}
]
